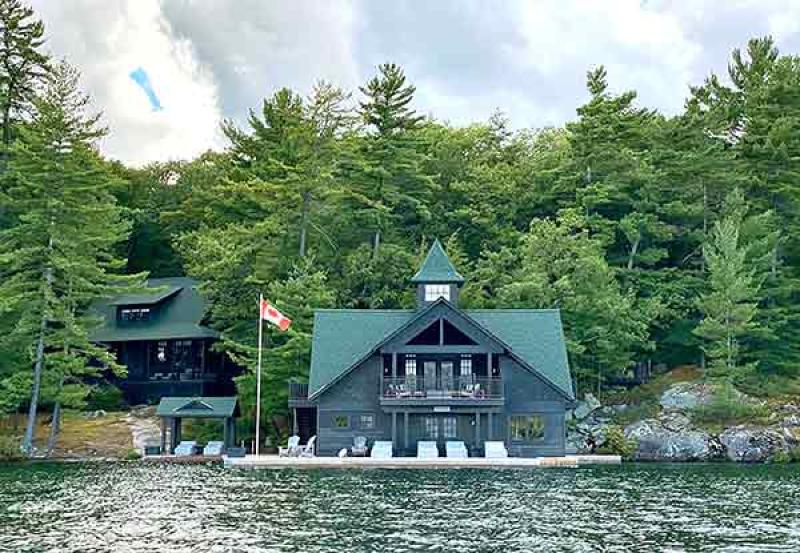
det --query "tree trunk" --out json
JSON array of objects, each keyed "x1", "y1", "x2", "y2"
[
  {"x1": 372, "y1": 230, "x2": 381, "y2": 258},
  {"x1": 46, "y1": 400, "x2": 61, "y2": 457},
  {"x1": 298, "y1": 191, "x2": 311, "y2": 258},
  {"x1": 627, "y1": 238, "x2": 640, "y2": 270},
  {"x1": 22, "y1": 307, "x2": 47, "y2": 456}
]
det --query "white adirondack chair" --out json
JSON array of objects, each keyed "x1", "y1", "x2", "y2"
[
  {"x1": 299, "y1": 435, "x2": 317, "y2": 457},
  {"x1": 370, "y1": 441, "x2": 393, "y2": 458},
  {"x1": 279, "y1": 435, "x2": 301, "y2": 457},
  {"x1": 484, "y1": 441, "x2": 508, "y2": 458},
  {"x1": 417, "y1": 441, "x2": 439, "y2": 459}
]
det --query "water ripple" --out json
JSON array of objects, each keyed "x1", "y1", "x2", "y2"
[{"x1": 0, "y1": 463, "x2": 799, "y2": 552}]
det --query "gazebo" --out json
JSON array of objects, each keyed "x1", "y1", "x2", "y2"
[{"x1": 156, "y1": 396, "x2": 240, "y2": 454}]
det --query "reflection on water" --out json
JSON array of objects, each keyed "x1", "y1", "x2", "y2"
[{"x1": 0, "y1": 462, "x2": 799, "y2": 552}]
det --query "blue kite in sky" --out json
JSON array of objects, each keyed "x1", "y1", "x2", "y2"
[{"x1": 129, "y1": 67, "x2": 163, "y2": 111}]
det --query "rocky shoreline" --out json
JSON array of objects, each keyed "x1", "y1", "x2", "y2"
[{"x1": 568, "y1": 383, "x2": 800, "y2": 462}]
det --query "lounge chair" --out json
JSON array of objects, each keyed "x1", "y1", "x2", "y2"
[
  {"x1": 370, "y1": 441, "x2": 393, "y2": 458},
  {"x1": 203, "y1": 441, "x2": 224, "y2": 456},
  {"x1": 174, "y1": 440, "x2": 197, "y2": 456},
  {"x1": 446, "y1": 441, "x2": 468, "y2": 458},
  {"x1": 351, "y1": 436, "x2": 368, "y2": 457},
  {"x1": 299, "y1": 435, "x2": 317, "y2": 458},
  {"x1": 484, "y1": 441, "x2": 508, "y2": 458},
  {"x1": 279, "y1": 435, "x2": 301, "y2": 457},
  {"x1": 417, "y1": 441, "x2": 439, "y2": 459}
]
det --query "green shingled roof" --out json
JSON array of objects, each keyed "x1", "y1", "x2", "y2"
[
  {"x1": 410, "y1": 239, "x2": 465, "y2": 284},
  {"x1": 308, "y1": 305, "x2": 574, "y2": 400},
  {"x1": 156, "y1": 396, "x2": 239, "y2": 418},
  {"x1": 89, "y1": 277, "x2": 220, "y2": 343}
]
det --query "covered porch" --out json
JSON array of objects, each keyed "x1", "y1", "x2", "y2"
[
  {"x1": 384, "y1": 406, "x2": 504, "y2": 457},
  {"x1": 156, "y1": 396, "x2": 240, "y2": 454}
]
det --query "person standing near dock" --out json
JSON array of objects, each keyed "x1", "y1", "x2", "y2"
[{"x1": 256, "y1": 296, "x2": 293, "y2": 456}]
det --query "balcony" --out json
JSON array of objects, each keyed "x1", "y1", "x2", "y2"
[
  {"x1": 288, "y1": 381, "x2": 311, "y2": 407},
  {"x1": 381, "y1": 376, "x2": 503, "y2": 406}
]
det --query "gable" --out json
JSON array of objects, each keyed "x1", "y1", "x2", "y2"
[
  {"x1": 308, "y1": 302, "x2": 574, "y2": 401},
  {"x1": 156, "y1": 396, "x2": 239, "y2": 418}
]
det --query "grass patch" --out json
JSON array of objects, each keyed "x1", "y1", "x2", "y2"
[
  {"x1": 610, "y1": 401, "x2": 660, "y2": 427},
  {"x1": 689, "y1": 386, "x2": 772, "y2": 433}
]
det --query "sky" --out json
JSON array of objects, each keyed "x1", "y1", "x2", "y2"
[{"x1": 30, "y1": 0, "x2": 800, "y2": 166}]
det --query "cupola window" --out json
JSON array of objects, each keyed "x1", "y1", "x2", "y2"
[{"x1": 424, "y1": 284, "x2": 450, "y2": 302}]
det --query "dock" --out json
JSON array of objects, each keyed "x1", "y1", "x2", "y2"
[{"x1": 223, "y1": 454, "x2": 621, "y2": 470}]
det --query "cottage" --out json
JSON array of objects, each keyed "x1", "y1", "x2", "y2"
[
  {"x1": 289, "y1": 240, "x2": 575, "y2": 457},
  {"x1": 91, "y1": 277, "x2": 239, "y2": 405}
]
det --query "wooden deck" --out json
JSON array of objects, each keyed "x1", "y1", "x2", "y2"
[{"x1": 223, "y1": 454, "x2": 621, "y2": 470}]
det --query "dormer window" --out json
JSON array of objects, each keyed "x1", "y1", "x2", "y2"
[
  {"x1": 424, "y1": 284, "x2": 450, "y2": 302},
  {"x1": 120, "y1": 307, "x2": 151, "y2": 321}
]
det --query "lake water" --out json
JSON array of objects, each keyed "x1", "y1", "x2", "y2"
[{"x1": 0, "y1": 462, "x2": 798, "y2": 552}]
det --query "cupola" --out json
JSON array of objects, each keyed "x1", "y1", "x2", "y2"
[{"x1": 410, "y1": 239, "x2": 464, "y2": 308}]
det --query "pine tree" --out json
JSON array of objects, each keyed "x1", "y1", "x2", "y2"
[
  {"x1": 693, "y1": 189, "x2": 775, "y2": 380},
  {"x1": 0, "y1": 62, "x2": 142, "y2": 455},
  {"x1": 0, "y1": 0, "x2": 48, "y2": 149}
]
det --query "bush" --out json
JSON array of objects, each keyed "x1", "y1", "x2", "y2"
[
  {"x1": 772, "y1": 450, "x2": 791, "y2": 464},
  {"x1": 0, "y1": 435, "x2": 22, "y2": 461},
  {"x1": 124, "y1": 448, "x2": 142, "y2": 461},
  {"x1": 598, "y1": 425, "x2": 637, "y2": 460},
  {"x1": 86, "y1": 384, "x2": 126, "y2": 411},
  {"x1": 690, "y1": 385, "x2": 770, "y2": 430}
]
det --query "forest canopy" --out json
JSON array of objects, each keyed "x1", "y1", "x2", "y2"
[{"x1": 1, "y1": 0, "x2": 800, "y2": 449}]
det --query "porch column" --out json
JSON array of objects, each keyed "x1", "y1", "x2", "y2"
[
  {"x1": 487, "y1": 352, "x2": 492, "y2": 377},
  {"x1": 160, "y1": 418, "x2": 166, "y2": 453},
  {"x1": 404, "y1": 411, "x2": 410, "y2": 454},
  {"x1": 392, "y1": 352, "x2": 397, "y2": 378},
  {"x1": 223, "y1": 417, "x2": 230, "y2": 448},
  {"x1": 292, "y1": 408, "x2": 299, "y2": 435},
  {"x1": 391, "y1": 412, "x2": 397, "y2": 448},
  {"x1": 474, "y1": 411, "x2": 481, "y2": 447},
  {"x1": 487, "y1": 411, "x2": 493, "y2": 441}
]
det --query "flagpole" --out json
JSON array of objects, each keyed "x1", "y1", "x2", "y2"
[{"x1": 255, "y1": 293, "x2": 264, "y2": 457}]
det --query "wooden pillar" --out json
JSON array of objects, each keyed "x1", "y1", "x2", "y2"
[
  {"x1": 160, "y1": 418, "x2": 166, "y2": 453},
  {"x1": 392, "y1": 352, "x2": 397, "y2": 379},
  {"x1": 171, "y1": 418, "x2": 182, "y2": 451},
  {"x1": 292, "y1": 408, "x2": 299, "y2": 435},
  {"x1": 223, "y1": 417, "x2": 230, "y2": 448},
  {"x1": 404, "y1": 411, "x2": 410, "y2": 454},
  {"x1": 487, "y1": 412, "x2": 493, "y2": 441},
  {"x1": 391, "y1": 412, "x2": 397, "y2": 448},
  {"x1": 487, "y1": 352, "x2": 492, "y2": 377},
  {"x1": 475, "y1": 411, "x2": 481, "y2": 447},
  {"x1": 439, "y1": 318, "x2": 444, "y2": 345}
]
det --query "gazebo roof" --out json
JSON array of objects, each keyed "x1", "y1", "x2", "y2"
[{"x1": 156, "y1": 396, "x2": 239, "y2": 419}]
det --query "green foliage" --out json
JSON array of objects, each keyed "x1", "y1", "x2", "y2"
[
  {"x1": 124, "y1": 448, "x2": 141, "y2": 461},
  {"x1": 598, "y1": 425, "x2": 637, "y2": 459},
  {"x1": 689, "y1": 384, "x2": 771, "y2": 430},
  {"x1": 0, "y1": 435, "x2": 21, "y2": 461},
  {"x1": 85, "y1": 384, "x2": 126, "y2": 412}
]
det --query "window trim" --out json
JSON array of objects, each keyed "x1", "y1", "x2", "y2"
[
  {"x1": 459, "y1": 354, "x2": 472, "y2": 376},
  {"x1": 424, "y1": 284, "x2": 450, "y2": 302},
  {"x1": 331, "y1": 414, "x2": 350, "y2": 430},
  {"x1": 359, "y1": 413, "x2": 375, "y2": 431},
  {"x1": 509, "y1": 414, "x2": 546, "y2": 443}
]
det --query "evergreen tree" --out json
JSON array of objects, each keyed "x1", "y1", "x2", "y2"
[
  {"x1": 693, "y1": 189, "x2": 775, "y2": 380},
  {"x1": 0, "y1": 0, "x2": 48, "y2": 149},
  {"x1": 0, "y1": 62, "x2": 142, "y2": 455}
]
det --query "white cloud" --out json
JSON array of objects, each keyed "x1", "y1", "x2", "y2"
[
  {"x1": 31, "y1": 0, "x2": 223, "y2": 166},
  {"x1": 27, "y1": 0, "x2": 800, "y2": 163}
]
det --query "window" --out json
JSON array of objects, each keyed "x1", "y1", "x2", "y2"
[
  {"x1": 424, "y1": 284, "x2": 450, "y2": 301},
  {"x1": 332, "y1": 415, "x2": 349, "y2": 429},
  {"x1": 510, "y1": 415, "x2": 545, "y2": 442},
  {"x1": 359, "y1": 414, "x2": 375, "y2": 430},
  {"x1": 404, "y1": 354, "x2": 416, "y2": 375},
  {"x1": 423, "y1": 416, "x2": 438, "y2": 438},
  {"x1": 120, "y1": 307, "x2": 151, "y2": 321},
  {"x1": 442, "y1": 416, "x2": 457, "y2": 439},
  {"x1": 460, "y1": 355, "x2": 472, "y2": 376}
]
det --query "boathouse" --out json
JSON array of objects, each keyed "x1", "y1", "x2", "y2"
[
  {"x1": 289, "y1": 240, "x2": 575, "y2": 457},
  {"x1": 91, "y1": 277, "x2": 240, "y2": 404}
]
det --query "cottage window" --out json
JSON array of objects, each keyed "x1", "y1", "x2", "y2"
[
  {"x1": 404, "y1": 354, "x2": 416, "y2": 375},
  {"x1": 510, "y1": 415, "x2": 545, "y2": 442},
  {"x1": 424, "y1": 284, "x2": 450, "y2": 301},
  {"x1": 442, "y1": 416, "x2": 457, "y2": 439},
  {"x1": 359, "y1": 414, "x2": 375, "y2": 430},
  {"x1": 423, "y1": 416, "x2": 438, "y2": 438},
  {"x1": 332, "y1": 415, "x2": 349, "y2": 429},
  {"x1": 460, "y1": 355, "x2": 472, "y2": 376},
  {"x1": 120, "y1": 307, "x2": 151, "y2": 321}
]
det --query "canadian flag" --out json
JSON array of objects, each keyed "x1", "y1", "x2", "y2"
[{"x1": 259, "y1": 298, "x2": 292, "y2": 331}]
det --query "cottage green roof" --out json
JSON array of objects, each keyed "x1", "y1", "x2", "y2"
[
  {"x1": 308, "y1": 305, "x2": 574, "y2": 400},
  {"x1": 89, "y1": 277, "x2": 220, "y2": 343},
  {"x1": 410, "y1": 239, "x2": 465, "y2": 284},
  {"x1": 156, "y1": 396, "x2": 239, "y2": 418}
]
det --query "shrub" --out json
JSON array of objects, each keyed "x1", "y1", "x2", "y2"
[
  {"x1": 772, "y1": 450, "x2": 791, "y2": 464},
  {"x1": 124, "y1": 448, "x2": 142, "y2": 461},
  {"x1": 690, "y1": 385, "x2": 770, "y2": 430},
  {"x1": 789, "y1": 446, "x2": 800, "y2": 463},
  {"x1": 86, "y1": 384, "x2": 126, "y2": 411},
  {"x1": 598, "y1": 425, "x2": 637, "y2": 460},
  {"x1": 0, "y1": 435, "x2": 22, "y2": 461}
]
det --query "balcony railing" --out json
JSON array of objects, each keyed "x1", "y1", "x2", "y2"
[
  {"x1": 381, "y1": 376, "x2": 502, "y2": 400},
  {"x1": 289, "y1": 382, "x2": 309, "y2": 401}
]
